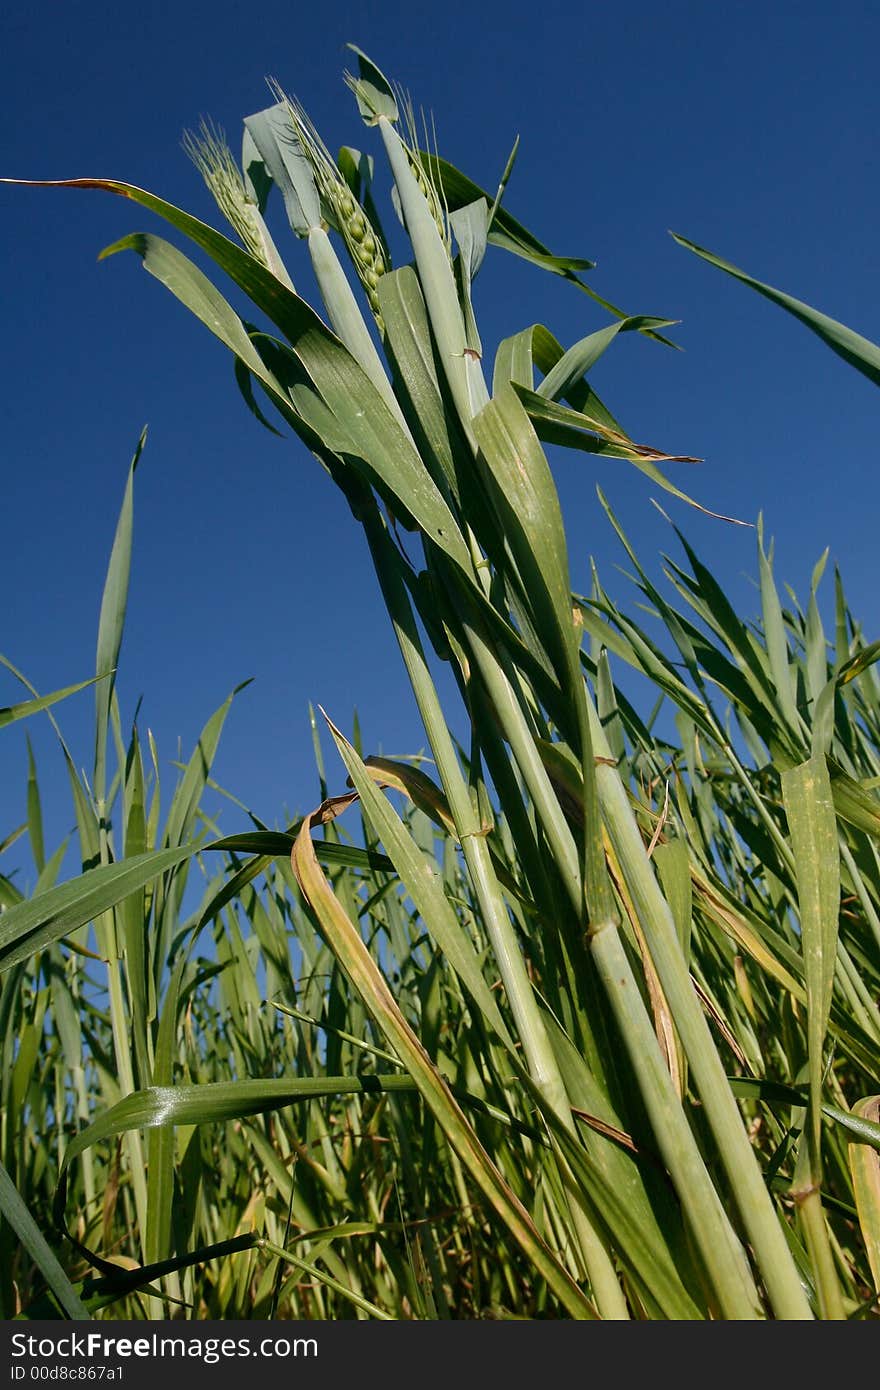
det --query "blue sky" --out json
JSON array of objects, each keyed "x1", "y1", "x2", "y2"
[{"x1": 2, "y1": 1, "x2": 879, "y2": 889}]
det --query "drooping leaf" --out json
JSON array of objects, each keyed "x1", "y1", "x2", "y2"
[
  {"x1": 345, "y1": 44, "x2": 399, "y2": 124},
  {"x1": 322, "y1": 720, "x2": 518, "y2": 1054},
  {"x1": 7, "y1": 177, "x2": 474, "y2": 573},
  {"x1": 290, "y1": 786, "x2": 597, "y2": 1319},
  {"x1": 672, "y1": 232, "x2": 880, "y2": 388}
]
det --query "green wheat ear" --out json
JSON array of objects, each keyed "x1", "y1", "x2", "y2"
[
  {"x1": 269, "y1": 81, "x2": 389, "y2": 329},
  {"x1": 182, "y1": 118, "x2": 266, "y2": 262},
  {"x1": 182, "y1": 118, "x2": 292, "y2": 287}
]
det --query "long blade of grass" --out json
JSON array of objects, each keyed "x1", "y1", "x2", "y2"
[
  {"x1": 0, "y1": 1161, "x2": 90, "y2": 1320},
  {"x1": 377, "y1": 266, "x2": 463, "y2": 500},
  {"x1": 320, "y1": 724, "x2": 517, "y2": 1054},
  {"x1": 145, "y1": 957, "x2": 185, "y2": 1265},
  {"x1": 24, "y1": 736, "x2": 45, "y2": 875},
  {"x1": 290, "y1": 796, "x2": 597, "y2": 1319},
  {"x1": 781, "y1": 752, "x2": 841, "y2": 1155},
  {"x1": 672, "y1": 232, "x2": 880, "y2": 387},
  {"x1": 0, "y1": 669, "x2": 106, "y2": 730},
  {"x1": 537, "y1": 317, "x2": 676, "y2": 402},
  {"x1": 260, "y1": 1239, "x2": 392, "y2": 1320},
  {"x1": 0, "y1": 846, "x2": 194, "y2": 971},
  {"x1": 849, "y1": 1097, "x2": 880, "y2": 1294},
  {"x1": 94, "y1": 429, "x2": 145, "y2": 806},
  {"x1": 19, "y1": 1236, "x2": 261, "y2": 1319}
]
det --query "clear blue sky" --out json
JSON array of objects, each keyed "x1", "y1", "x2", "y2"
[{"x1": 2, "y1": 1, "x2": 879, "y2": 889}]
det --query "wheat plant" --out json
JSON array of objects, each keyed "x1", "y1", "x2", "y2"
[{"x1": 1, "y1": 46, "x2": 878, "y2": 1320}]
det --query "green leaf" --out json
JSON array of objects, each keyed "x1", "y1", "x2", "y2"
[
  {"x1": 837, "y1": 637, "x2": 880, "y2": 687},
  {"x1": 120, "y1": 723, "x2": 151, "y2": 1064},
  {"x1": 825, "y1": 1101, "x2": 880, "y2": 1153},
  {"x1": 109, "y1": 230, "x2": 473, "y2": 574},
  {"x1": 376, "y1": 266, "x2": 462, "y2": 500},
  {"x1": 145, "y1": 957, "x2": 184, "y2": 1264},
  {"x1": 422, "y1": 154, "x2": 597, "y2": 283},
  {"x1": 0, "y1": 845, "x2": 195, "y2": 971},
  {"x1": 517, "y1": 387, "x2": 745, "y2": 525},
  {"x1": 494, "y1": 323, "x2": 627, "y2": 437},
  {"x1": 19, "y1": 1236, "x2": 260, "y2": 1319},
  {"x1": 493, "y1": 326, "x2": 537, "y2": 394},
  {"x1": 0, "y1": 666, "x2": 106, "y2": 730},
  {"x1": 243, "y1": 101, "x2": 321, "y2": 234},
  {"x1": 163, "y1": 684, "x2": 249, "y2": 852},
  {"x1": 322, "y1": 721, "x2": 518, "y2": 1054},
  {"x1": 241, "y1": 126, "x2": 273, "y2": 214},
  {"x1": 24, "y1": 736, "x2": 44, "y2": 875},
  {"x1": 653, "y1": 837, "x2": 693, "y2": 963},
  {"x1": 207, "y1": 829, "x2": 394, "y2": 873},
  {"x1": 94, "y1": 429, "x2": 145, "y2": 804},
  {"x1": 756, "y1": 516, "x2": 802, "y2": 739},
  {"x1": 781, "y1": 752, "x2": 841, "y2": 1154},
  {"x1": 848, "y1": 1097, "x2": 880, "y2": 1293},
  {"x1": 472, "y1": 385, "x2": 578, "y2": 694},
  {"x1": 101, "y1": 232, "x2": 288, "y2": 392},
  {"x1": 345, "y1": 44, "x2": 399, "y2": 124},
  {"x1": 61, "y1": 1071, "x2": 549, "y2": 1166},
  {"x1": 423, "y1": 152, "x2": 677, "y2": 347},
  {"x1": 672, "y1": 232, "x2": 880, "y2": 388},
  {"x1": 828, "y1": 761, "x2": 880, "y2": 839},
  {"x1": 537, "y1": 317, "x2": 675, "y2": 402},
  {"x1": 0, "y1": 1162, "x2": 90, "y2": 1320},
  {"x1": 233, "y1": 354, "x2": 285, "y2": 437},
  {"x1": 289, "y1": 792, "x2": 597, "y2": 1318},
  {"x1": 450, "y1": 198, "x2": 489, "y2": 354},
  {"x1": 7, "y1": 178, "x2": 475, "y2": 572},
  {"x1": 261, "y1": 1238, "x2": 392, "y2": 1320}
]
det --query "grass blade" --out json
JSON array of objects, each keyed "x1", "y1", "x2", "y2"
[
  {"x1": 781, "y1": 753, "x2": 841, "y2": 1152},
  {"x1": 672, "y1": 232, "x2": 880, "y2": 388},
  {"x1": 0, "y1": 846, "x2": 194, "y2": 971},
  {"x1": 849, "y1": 1097, "x2": 880, "y2": 1295},
  {"x1": 290, "y1": 791, "x2": 598, "y2": 1319},
  {"x1": 0, "y1": 1162, "x2": 90, "y2": 1320}
]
